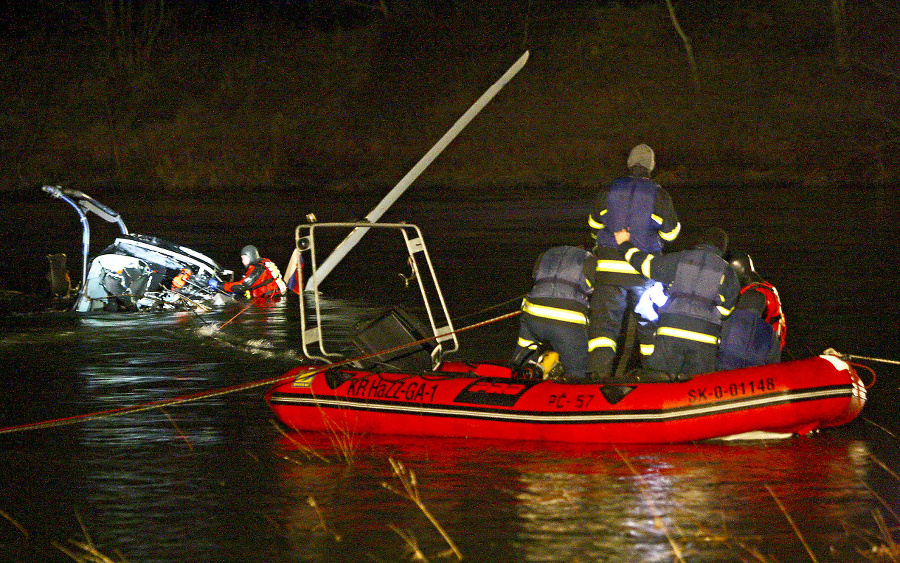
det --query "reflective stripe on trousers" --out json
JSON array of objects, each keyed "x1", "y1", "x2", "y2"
[
  {"x1": 588, "y1": 336, "x2": 616, "y2": 352},
  {"x1": 656, "y1": 326, "x2": 719, "y2": 345},
  {"x1": 522, "y1": 300, "x2": 587, "y2": 325}
]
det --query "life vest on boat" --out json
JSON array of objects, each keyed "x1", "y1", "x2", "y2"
[
  {"x1": 225, "y1": 258, "x2": 287, "y2": 298},
  {"x1": 662, "y1": 247, "x2": 730, "y2": 329},
  {"x1": 716, "y1": 308, "x2": 781, "y2": 370},
  {"x1": 593, "y1": 177, "x2": 664, "y2": 253},
  {"x1": 522, "y1": 246, "x2": 594, "y2": 325},
  {"x1": 740, "y1": 280, "x2": 786, "y2": 349}
]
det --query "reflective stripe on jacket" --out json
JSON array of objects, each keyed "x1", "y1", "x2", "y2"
[
  {"x1": 592, "y1": 177, "x2": 662, "y2": 252},
  {"x1": 664, "y1": 248, "x2": 732, "y2": 326},
  {"x1": 528, "y1": 246, "x2": 594, "y2": 308},
  {"x1": 523, "y1": 246, "x2": 595, "y2": 325}
]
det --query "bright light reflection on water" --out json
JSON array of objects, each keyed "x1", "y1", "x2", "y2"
[{"x1": 1, "y1": 184, "x2": 899, "y2": 562}]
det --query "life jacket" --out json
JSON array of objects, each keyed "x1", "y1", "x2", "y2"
[
  {"x1": 662, "y1": 248, "x2": 728, "y2": 326},
  {"x1": 716, "y1": 308, "x2": 781, "y2": 371},
  {"x1": 523, "y1": 246, "x2": 592, "y2": 324},
  {"x1": 594, "y1": 177, "x2": 663, "y2": 252},
  {"x1": 226, "y1": 258, "x2": 287, "y2": 298},
  {"x1": 171, "y1": 268, "x2": 192, "y2": 290},
  {"x1": 740, "y1": 281, "x2": 786, "y2": 349},
  {"x1": 528, "y1": 246, "x2": 592, "y2": 307}
]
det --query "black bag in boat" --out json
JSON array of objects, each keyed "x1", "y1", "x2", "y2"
[{"x1": 352, "y1": 306, "x2": 436, "y2": 372}]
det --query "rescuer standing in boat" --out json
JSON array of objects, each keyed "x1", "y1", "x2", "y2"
[
  {"x1": 613, "y1": 227, "x2": 739, "y2": 377},
  {"x1": 209, "y1": 245, "x2": 287, "y2": 299},
  {"x1": 512, "y1": 245, "x2": 597, "y2": 382},
  {"x1": 715, "y1": 251, "x2": 785, "y2": 370},
  {"x1": 587, "y1": 144, "x2": 681, "y2": 380}
]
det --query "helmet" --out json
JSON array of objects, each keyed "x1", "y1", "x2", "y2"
[
  {"x1": 240, "y1": 245, "x2": 261, "y2": 263},
  {"x1": 726, "y1": 251, "x2": 756, "y2": 279}
]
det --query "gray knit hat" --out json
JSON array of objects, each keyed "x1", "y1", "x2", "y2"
[{"x1": 627, "y1": 144, "x2": 655, "y2": 173}]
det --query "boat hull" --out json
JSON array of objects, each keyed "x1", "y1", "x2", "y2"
[{"x1": 265, "y1": 354, "x2": 866, "y2": 444}]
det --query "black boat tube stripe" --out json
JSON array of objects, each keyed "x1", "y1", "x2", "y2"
[{"x1": 268, "y1": 384, "x2": 854, "y2": 425}]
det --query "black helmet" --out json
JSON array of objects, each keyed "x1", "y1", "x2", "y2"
[
  {"x1": 240, "y1": 245, "x2": 261, "y2": 263},
  {"x1": 726, "y1": 251, "x2": 756, "y2": 279}
]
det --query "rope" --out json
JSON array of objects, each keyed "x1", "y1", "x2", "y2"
[
  {"x1": 218, "y1": 302, "x2": 254, "y2": 329},
  {"x1": 451, "y1": 294, "x2": 524, "y2": 323},
  {"x1": 0, "y1": 309, "x2": 521, "y2": 436},
  {"x1": 847, "y1": 354, "x2": 900, "y2": 366},
  {"x1": 851, "y1": 362, "x2": 877, "y2": 389}
]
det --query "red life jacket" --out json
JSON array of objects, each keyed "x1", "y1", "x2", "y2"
[
  {"x1": 225, "y1": 258, "x2": 287, "y2": 298},
  {"x1": 740, "y1": 280, "x2": 786, "y2": 349}
]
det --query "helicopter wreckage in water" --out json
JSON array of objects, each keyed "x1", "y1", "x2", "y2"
[{"x1": 43, "y1": 185, "x2": 235, "y2": 312}]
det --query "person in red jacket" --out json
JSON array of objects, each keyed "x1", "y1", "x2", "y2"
[
  {"x1": 726, "y1": 251, "x2": 786, "y2": 349},
  {"x1": 210, "y1": 245, "x2": 286, "y2": 299},
  {"x1": 715, "y1": 251, "x2": 785, "y2": 370}
]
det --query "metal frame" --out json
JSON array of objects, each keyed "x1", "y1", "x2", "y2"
[
  {"x1": 43, "y1": 185, "x2": 129, "y2": 290},
  {"x1": 295, "y1": 221, "x2": 459, "y2": 366}
]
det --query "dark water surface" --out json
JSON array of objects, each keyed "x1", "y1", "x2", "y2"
[{"x1": 1, "y1": 183, "x2": 900, "y2": 562}]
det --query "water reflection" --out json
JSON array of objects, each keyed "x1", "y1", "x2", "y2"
[
  {"x1": 2, "y1": 184, "x2": 900, "y2": 562},
  {"x1": 506, "y1": 439, "x2": 882, "y2": 562},
  {"x1": 263, "y1": 434, "x2": 891, "y2": 563}
]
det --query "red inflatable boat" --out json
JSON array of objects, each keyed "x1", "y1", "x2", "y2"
[
  {"x1": 267, "y1": 221, "x2": 866, "y2": 444},
  {"x1": 266, "y1": 352, "x2": 866, "y2": 444}
]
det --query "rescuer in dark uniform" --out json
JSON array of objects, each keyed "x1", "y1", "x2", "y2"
[
  {"x1": 587, "y1": 144, "x2": 681, "y2": 380},
  {"x1": 210, "y1": 245, "x2": 287, "y2": 299},
  {"x1": 613, "y1": 227, "x2": 739, "y2": 377},
  {"x1": 716, "y1": 251, "x2": 785, "y2": 370},
  {"x1": 512, "y1": 246, "x2": 597, "y2": 382}
]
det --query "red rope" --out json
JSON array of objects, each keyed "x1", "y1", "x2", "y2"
[
  {"x1": 0, "y1": 372, "x2": 298, "y2": 435},
  {"x1": 0, "y1": 310, "x2": 522, "y2": 435},
  {"x1": 851, "y1": 361, "x2": 877, "y2": 390}
]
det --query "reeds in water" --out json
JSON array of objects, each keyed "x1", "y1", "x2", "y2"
[
  {"x1": 382, "y1": 457, "x2": 463, "y2": 561},
  {"x1": 52, "y1": 511, "x2": 126, "y2": 563},
  {"x1": 308, "y1": 495, "x2": 342, "y2": 542}
]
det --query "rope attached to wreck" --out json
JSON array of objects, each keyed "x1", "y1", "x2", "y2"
[{"x1": 0, "y1": 310, "x2": 521, "y2": 436}]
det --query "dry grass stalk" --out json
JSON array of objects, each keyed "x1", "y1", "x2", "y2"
[
  {"x1": 321, "y1": 415, "x2": 357, "y2": 466},
  {"x1": 863, "y1": 418, "x2": 900, "y2": 440},
  {"x1": 871, "y1": 509, "x2": 900, "y2": 562},
  {"x1": 764, "y1": 484, "x2": 819, "y2": 562},
  {"x1": 53, "y1": 539, "x2": 125, "y2": 563},
  {"x1": 0, "y1": 508, "x2": 29, "y2": 539},
  {"x1": 869, "y1": 453, "x2": 900, "y2": 483},
  {"x1": 861, "y1": 481, "x2": 900, "y2": 526},
  {"x1": 614, "y1": 446, "x2": 687, "y2": 563},
  {"x1": 307, "y1": 496, "x2": 342, "y2": 542},
  {"x1": 53, "y1": 510, "x2": 125, "y2": 563},
  {"x1": 269, "y1": 419, "x2": 331, "y2": 463},
  {"x1": 688, "y1": 519, "x2": 772, "y2": 562},
  {"x1": 388, "y1": 523, "x2": 430, "y2": 562},
  {"x1": 382, "y1": 457, "x2": 463, "y2": 561}
]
